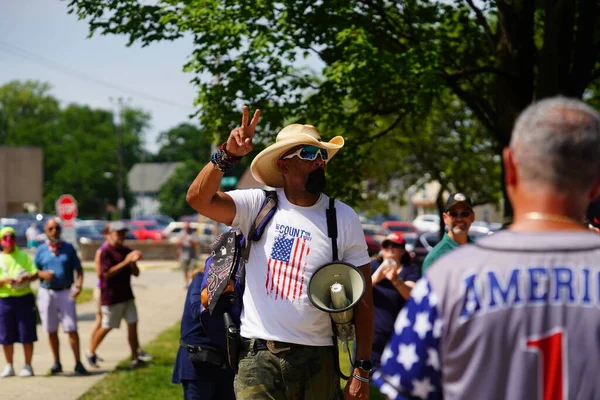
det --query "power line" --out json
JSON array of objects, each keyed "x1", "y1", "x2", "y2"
[{"x1": 0, "y1": 39, "x2": 195, "y2": 111}]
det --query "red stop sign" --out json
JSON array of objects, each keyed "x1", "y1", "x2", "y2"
[{"x1": 56, "y1": 194, "x2": 78, "y2": 221}]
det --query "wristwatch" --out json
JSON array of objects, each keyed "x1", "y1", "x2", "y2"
[{"x1": 354, "y1": 359, "x2": 373, "y2": 373}]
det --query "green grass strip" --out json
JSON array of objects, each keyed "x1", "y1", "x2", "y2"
[{"x1": 80, "y1": 323, "x2": 181, "y2": 400}]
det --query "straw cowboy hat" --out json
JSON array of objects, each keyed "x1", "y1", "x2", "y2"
[{"x1": 250, "y1": 124, "x2": 345, "y2": 188}]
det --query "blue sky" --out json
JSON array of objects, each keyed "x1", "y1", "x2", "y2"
[{"x1": 0, "y1": 0, "x2": 198, "y2": 152}]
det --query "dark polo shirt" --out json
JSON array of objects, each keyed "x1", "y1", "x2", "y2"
[{"x1": 100, "y1": 244, "x2": 134, "y2": 306}]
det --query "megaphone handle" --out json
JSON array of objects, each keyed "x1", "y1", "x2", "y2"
[{"x1": 332, "y1": 336, "x2": 351, "y2": 381}]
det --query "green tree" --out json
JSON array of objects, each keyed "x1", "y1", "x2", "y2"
[
  {"x1": 0, "y1": 80, "x2": 61, "y2": 146},
  {"x1": 65, "y1": 0, "x2": 600, "y2": 216},
  {"x1": 153, "y1": 122, "x2": 212, "y2": 163},
  {"x1": 0, "y1": 80, "x2": 149, "y2": 217},
  {"x1": 157, "y1": 160, "x2": 203, "y2": 219}
]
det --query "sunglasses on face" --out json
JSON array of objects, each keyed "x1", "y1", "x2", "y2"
[
  {"x1": 47, "y1": 226, "x2": 60, "y2": 232},
  {"x1": 2, "y1": 235, "x2": 15, "y2": 240},
  {"x1": 447, "y1": 211, "x2": 471, "y2": 218},
  {"x1": 282, "y1": 146, "x2": 329, "y2": 162}
]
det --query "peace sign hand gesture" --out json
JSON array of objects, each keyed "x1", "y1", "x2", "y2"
[{"x1": 225, "y1": 106, "x2": 261, "y2": 157}]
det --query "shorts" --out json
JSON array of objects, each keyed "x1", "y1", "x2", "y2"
[
  {"x1": 234, "y1": 339, "x2": 342, "y2": 399},
  {"x1": 37, "y1": 287, "x2": 78, "y2": 333},
  {"x1": 93, "y1": 287, "x2": 102, "y2": 313},
  {"x1": 101, "y1": 299, "x2": 138, "y2": 329},
  {"x1": 180, "y1": 259, "x2": 197, "y2": 271},
  {"x1": 0, "y1": 294, "x2": 38, "y2": 345}
]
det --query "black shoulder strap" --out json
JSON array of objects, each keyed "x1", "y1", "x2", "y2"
[{"x1": 326, "y1": 197, "x2": 338, "y2": 262}]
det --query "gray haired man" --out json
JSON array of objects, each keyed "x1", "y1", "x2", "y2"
[{"x1": 374, "y1": 97, "x2": 600, "y2": 400}]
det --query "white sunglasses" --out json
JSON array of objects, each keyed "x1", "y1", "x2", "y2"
[{"x1": 282, "y1": 145, "x2": 329, "y2": 162}]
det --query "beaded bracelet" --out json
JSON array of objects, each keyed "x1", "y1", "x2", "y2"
[{"x1": 210, "y1": 142, "x2": 242, "y2": 173}]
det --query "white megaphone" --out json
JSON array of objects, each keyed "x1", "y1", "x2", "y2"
[{"x1": 308, "y1": 262, "x2": 366, "y2": 353}]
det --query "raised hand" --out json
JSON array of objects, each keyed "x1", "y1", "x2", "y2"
[{"x1": 225, "y1": 105, "x2": 261, "y2": 157}]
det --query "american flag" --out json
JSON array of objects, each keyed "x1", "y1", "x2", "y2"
[
  {"x1": 265, "y1": 233, "x2": 311, "y2": 301},
  {"x1": 373, "y1": 278, "x2": 443, "y2": 400}
]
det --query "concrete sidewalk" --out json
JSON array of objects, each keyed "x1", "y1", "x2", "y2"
[{"x1": 1, "y1": 269, "x2": 188, "y2": 400}]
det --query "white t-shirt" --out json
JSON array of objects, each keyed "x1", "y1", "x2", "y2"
[{"x1": 229, "y1": 188, "x2": 371, "y2": 346}]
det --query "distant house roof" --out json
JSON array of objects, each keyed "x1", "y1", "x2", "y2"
[
  {"x1": 128, "y1": 162, "x2": 183, "y2": 193},
  {"x1": 237, "y1": 168, "x2": 271, "y2": 190}
]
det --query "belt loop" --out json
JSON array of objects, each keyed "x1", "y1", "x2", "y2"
[{"x1": 250, "y1": 338, "x2": 257, "y2": 355}]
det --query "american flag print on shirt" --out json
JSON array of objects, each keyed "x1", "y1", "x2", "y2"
[{"x1": 265, "y1": 225, "x2": 312, "y2": 301}]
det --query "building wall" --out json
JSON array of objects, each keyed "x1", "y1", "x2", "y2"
[
  {"x1": 130, "y1": 193, "x2": 160, "y2": 219},
  {"x1": 0, "y1": 147, "x2": 43, "y2": 215}
]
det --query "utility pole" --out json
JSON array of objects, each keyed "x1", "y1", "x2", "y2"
[{"x1": 110, "y1": 96, "x2": 129, "y2": 219}]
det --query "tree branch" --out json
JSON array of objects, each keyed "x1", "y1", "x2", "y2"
[
  {"x1": 370, "y1": 111, "x2": 409, "y2": 141},
  {"x1": 443, "y1": 75, "x2": 497, "y2": 136},
  {"x1": 463, "y1": 0, "x2": 497, "y2": 47},
  {"x1": 445, "y1": 66, "x2": 512, "y2": 80}
]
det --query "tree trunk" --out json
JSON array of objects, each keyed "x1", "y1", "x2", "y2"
[
  {"x1": 436, "y1": 184, "x2": 446, "y2": 241},
  {"x1": 495, "y1": 0, "x2": 537, "y2": 220}
]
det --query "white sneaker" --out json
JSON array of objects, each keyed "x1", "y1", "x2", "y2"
[
  {"x1": 19, "y1": 364, "x2": 34, "y2": 377},
  {"x1": 0, "y1": 364, "x2": 15, "y2": 378},
  {"x1": 137, "y1": 350, "x2": 153, "y2": 362}
]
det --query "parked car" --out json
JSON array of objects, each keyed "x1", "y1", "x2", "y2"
[
  {"x1": 136, "y1": 214, "x2": 174, "y2": 226},
  {"x1": 362, "y1": 224, "x2": 392, "y2": 257},
  {"x1": 163, "y1": 221, "x2": 216, "y2": 251},
  {"x1": 76, "y1": 225, "x2": 136, "y2": 244},
  {"x1": 381, "y1": 221, "x2": 418, "y2": 234},
  {"x1": 468, "y1": 224, "x2": 492, "y2": 241},
  {"x1": 412, "y1": 214, "x2": 441, "y2": 233},
  {"x1": 409, "y1": 231, "x2": 441, "y2": 267},
  {"x1": 402, "y1": 232, "x2": 419, "y2": 252},
  {"x1": 127, "y1": 220, "x2": 167, "y2": 241}
]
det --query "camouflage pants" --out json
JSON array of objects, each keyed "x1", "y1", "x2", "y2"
[{"x1": 234, "y1": 339, "x2": 343, "y2": 400}]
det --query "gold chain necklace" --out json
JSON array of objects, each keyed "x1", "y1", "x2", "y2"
[{"x1": 523, "y1": 212, "x2": 583, "y2": 226}]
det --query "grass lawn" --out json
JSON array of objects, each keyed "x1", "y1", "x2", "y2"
[
  {"x1": 82, "y1": 265, "x2": 95, "y2": 272},
  {"x1": 76, "y1": 287, "x2": 94, "y2": 304},
  {"x1": 80, "y1": 323, "x2": 182, "y2": 400},
  {"x1": 80, "y1": 323, "x2": 386, "y2": 400}
]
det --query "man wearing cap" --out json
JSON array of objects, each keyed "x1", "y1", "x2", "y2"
[
  {"x1": 86, "y1": 221, "x2": 151, "y2": 369},
  {"x1": 186, "y1": 106, "x2": 373, "y2": 399},
  {"x1": 34, "y1": 218, "x2": 88, "y2": 376},
  {"x1": 421, "y1": 193, "x2": 475, "y2": 274},
  {"x1": 0, "y1": 226, "x2": 53, "y2": 378},
  {"x1": 369, "y1": 233, "x2": 420, "y2": 374}
]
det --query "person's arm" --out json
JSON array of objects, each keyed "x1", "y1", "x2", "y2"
[
  {"x1": 345, "y1": 262, "x2": 374, "y2": 400},
  {"x1": 388, "y1": 276, "x2": 415, "y2": 300},
  {"x1": 174, "y1": 232, "x2": 184, "y2": 246},
  {"x1": 94, "y1": 248, "x2": 103, "y2": 279},
  {"x1": 103, "y1": 251, "x2": 140, "y2": 279},
  {"x1": 371, "y1": 263, "x2": 388, "y2": 285},
  {"x1": 37, "y1": 270, "x2": 54, "y2": 281},
  {"x1": 372, "y1": 278, "x2": 443, "y2": 400},
  {"x1": 71, "y1": 247, "x2": 84, "y2": 298},
  {"x1": 0, "y1": 277, "x2": 14, "y2": 286},
  {"x1": 188, "y1": 272, "x2": 205, "y2": 320},
  {"x1": 186, "y1": 106, "x2": 260, "y2": 224},
  {"x1": 130, "y1": 262, "x2": 140, "y2": 277}
]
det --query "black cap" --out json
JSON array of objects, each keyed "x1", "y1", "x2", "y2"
[
  {"x1": 586, "y1": 197, "x2": 600, "y2": 228},
  {"x1": 445, "y1": 193, "x2": 474, "y2": 212}
]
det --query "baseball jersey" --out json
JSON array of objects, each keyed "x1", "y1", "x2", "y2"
[
  {"x1": 374, "y1": 230, "x2": 600, "y2": 400},
  {"x1": 229, "y1": 188, "x2": 371, "y2": 346}
]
